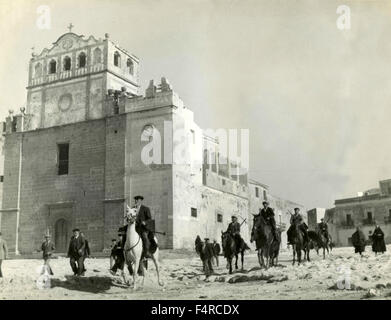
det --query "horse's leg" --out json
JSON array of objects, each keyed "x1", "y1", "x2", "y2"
[
  {"x1": 241, "y1": 251, "x2": 244, "y2": 270},
  {"x1": 297, "y1": 248, "x2": 301, "y2": 265},
  {"x1": 235, "y1": 254, "x2": 238, "y2": 270},
  {"x1": 151, "y1": 252, "x2": 164, "y2": 286},
  {"x1": 257, "y1": 250, "x2": 262, "y2": 268},
  {"x1": 132, "y1": 253, "x2": 140, "y2": 290},
  {"x1": 292, "y1": 246, "x2": 295, "y2": 266}
]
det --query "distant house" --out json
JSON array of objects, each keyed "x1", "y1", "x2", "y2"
[{"x1": 326, "y1": 179, "x2": 391, "y2": 247}]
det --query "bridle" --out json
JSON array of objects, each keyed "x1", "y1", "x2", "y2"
[{"x1": 123, "y1": 213, "x2": 141, "y2": 252}]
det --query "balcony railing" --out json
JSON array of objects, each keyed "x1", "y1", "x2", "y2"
[
  {"x1": 384, "y1": 217, "x2": 391, "y2": 224},
  {"x1": 340, "y1": 221, "x2": 355, "y2": 229},
  {"x1": 362, "y1": 218, "x2": 375, "y2": 226}
]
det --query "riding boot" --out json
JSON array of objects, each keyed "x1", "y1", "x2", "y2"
[{"x1": 141, "y1": 231, "x2": 151, "y2": 258}]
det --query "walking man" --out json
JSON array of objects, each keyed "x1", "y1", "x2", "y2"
[
  {"x1": 0, "y1": 232, "x2": 8, "y2": 278},
  {"x1": 67, "y1": 228, "x2": 86, "y2": 276},
  {"x1": 41, "y1": 232, "x2": 55, "y2": 275}
]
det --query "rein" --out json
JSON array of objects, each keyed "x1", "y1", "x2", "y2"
[{"x1": 124, "y1": 235, "x2": 141, "y2": 252}]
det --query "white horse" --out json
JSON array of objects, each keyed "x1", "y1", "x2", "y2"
[{"x1": 123, "y1": 207, "x2": 163, "y2": 290}]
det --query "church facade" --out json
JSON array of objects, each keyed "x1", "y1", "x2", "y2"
[{"x1": 0, "y1": 31, "x2": 306, "y2": 254}]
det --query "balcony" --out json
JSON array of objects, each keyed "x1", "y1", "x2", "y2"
[
  {"x1": 384, "y1": 217, "x2": 391, "y2": 224},
  {"x1": 362, "y1": 218, "x2": 375, "y2": 226},
  {"x1": 340, "y1": 221, "x2": 355, "y2": 229}
]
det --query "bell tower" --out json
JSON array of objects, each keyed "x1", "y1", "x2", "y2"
[{"x1": 26, "y1": 28, "x2": 140, "y2": 130}]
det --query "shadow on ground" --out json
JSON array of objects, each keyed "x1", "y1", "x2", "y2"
[{"x1": 51, "y1": 275, "x2": 115, "y2": 294}]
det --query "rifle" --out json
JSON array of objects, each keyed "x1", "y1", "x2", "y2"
[
  {"x1": 154, "y1": 231, "x2": 166, "y2": 236},
  {"x1": 239, "y1": 218, "x2": 247, "y2": 226}
]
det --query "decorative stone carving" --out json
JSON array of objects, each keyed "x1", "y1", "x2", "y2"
[
  {"x1": 145, "y1": 80, "x2": 157, "y2": 98},
  {"x1": 58, "y1": 93, "x2": 73, "y2": 112},
  {"x1": 159, "y1": 77, "x2": 172, "y2": 92}
]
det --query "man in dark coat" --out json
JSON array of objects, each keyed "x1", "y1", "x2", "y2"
[
  {"x1": 67, "y1": 228, "x2": 86, "y2": 276},
  {"x1": 134, "y1": 195, "x2": 153, "y2": 257},
  {"x1": 226, "y1": 215, "x2": 242, "y2": 249},
  {"x1": 110, "y1": 231, "x2": 126, "y2": 275},
  {"x1": 260, "y1": 201, "x2": 278, "y2": 240},
  {"x1": 372, "y1": 225, "x2": 386, "y2": 254},
  {"x1": 318, "y1": 218, "x2": 329, "y2": 238},
  {"x1": 287, "y1": 208, "x2": 308, "y2": 245},
  {"x1": 351, "y1": 226, "x2": 366, "y2": 256}
]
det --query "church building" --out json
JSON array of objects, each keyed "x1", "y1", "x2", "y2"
[{"x1": 0, "y1": 30, "x2": 306, "y2": 255}]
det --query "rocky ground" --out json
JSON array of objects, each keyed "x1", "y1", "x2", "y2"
[{"x1": 1, "y1": 245, "x2": 391, "y2": 300}]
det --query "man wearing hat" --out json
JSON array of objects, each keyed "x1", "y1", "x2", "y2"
[
  {"x1": 67, "y1": 228, "x2": 86, "y2": 276},
  {"x1": 110, "y1": 229, "x2": 126, "y2": 275},
  {"x1": 259, "y1": 201, "x2": 278, "y2": 240},
  {"x1": 226, "y1": 215, "x2": 242, "y2": 248},
  {"x1": 317, "y1": 218, "x2": 329, "y2": 239},
  {"x1": 133, "y1": 195, "x2": 153, "y2": 257},
  {"x1": 41, "y1": 232, "x2": 55, "y2": 275},
  {"x1": 287, "y1": 208, "x2": 308, "y2": 245}
]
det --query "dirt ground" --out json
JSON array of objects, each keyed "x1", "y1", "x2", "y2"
[{"x1": 1, "y1": 245, "x2": 391, "y2": 300}]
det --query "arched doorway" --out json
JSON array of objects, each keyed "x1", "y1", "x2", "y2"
[{"x1": 55, "y1": 219, "x2": 69, "y2": 253}]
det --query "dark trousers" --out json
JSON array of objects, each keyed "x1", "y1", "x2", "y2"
[
  {"x1": 70, "y1": 256, "x2": 84, "y2": 276},
  {"x1": 141, "y1": 231, "x2": 150, "y2": 254},
  {"x1": 111, "y1": 254, "x2": 125, "y2": 273},
  {"x1": 0, "y1": 259, "x2": 2, "y2": 277}
]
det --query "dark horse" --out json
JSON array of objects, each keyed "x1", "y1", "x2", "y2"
[
  {"x1": 308, "y1": 230, "x2": 330, "y2": 259},
  {"x1": 291, "y1": 223, "x2": 309, "y2": 265},
  {"x1": 251, "y1": 214, "x2": 279, "y2": 268},
  {"x1": 221, "y1": 231, "x2": 249, "y2": 274},
  {"x1": 195, "y1": 236, "x2": 216, "y2": 276}
]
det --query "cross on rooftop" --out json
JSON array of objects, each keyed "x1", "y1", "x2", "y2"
[{"x1": 67, "y1": 23, "x2": 74, "y2": 33}]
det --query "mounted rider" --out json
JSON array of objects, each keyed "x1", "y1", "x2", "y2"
[
  {"x1": 317, "y1": 218, "x2": 329, "y2": 239},
  {"x1": 226, "y1": 215, "x2": 242, "y2": 249},
  {"x1": 287, "y1": 207, "x2": 308, "y2": 245},
  {"x1": 259, "y1": 201, "x2": 278, "y2": 240},
  {"x1": 133, "y1": 195, "x2": 156, "y2": 258}
]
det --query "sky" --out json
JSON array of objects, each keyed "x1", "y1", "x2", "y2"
[{"x1": 0, "y1": 0, "x2": 391, "y2": 210}]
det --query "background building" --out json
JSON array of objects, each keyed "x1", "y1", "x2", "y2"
[
  {"x1": 326, "y1": 179, "x2": 391, "y2": 247},
  {"x1": 0, "y1": 31, "x2": 305, "y2": 254}
]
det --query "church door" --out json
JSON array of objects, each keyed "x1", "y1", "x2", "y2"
[{"x1": 55, "y1": 219, "x2": 69, "y2": 253}]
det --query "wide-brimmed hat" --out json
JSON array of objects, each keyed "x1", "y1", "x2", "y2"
[
  {"x1": 134, "y1": 195, "x2": 144, "y2": 200},
  {"x1": 262, "y1": 201, "x2": 269, "y2": 205},
  {"x1": 72, "y1": 228, "x2": 80, "y2": 232},
  {"x1": 231, "y1": 215, "x2": 237, "y2": 219}
]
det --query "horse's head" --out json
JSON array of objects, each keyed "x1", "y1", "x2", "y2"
[{"x1": 124, "y1": 206, "x2": 138, "y2": 224}]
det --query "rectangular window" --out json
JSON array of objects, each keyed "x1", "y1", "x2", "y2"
[
  {"x1": 191, "y1": 207, "x2": 197, "y2": 218},
  {"x1": 263, "y1": 190, "x2": 267, "y2": 200},
  {"x1": 222, "y1": 179, "x2": 226, "y2": 186},
  {"x1": 346, "y1": 214, "x2": 352, "y2": 226},
  {"x1": 58, "y1": 143, "x2": 69, "y2": 175},
  {"x1": 0, "y1": 175, "x2": 3, "y2": 182},
  {"x1": 217, "y1": 213, "x2": 223, "y2": 223},
  {"x1": 389, "y1": 209, "x2": 391, "y2": 219},
  {"x1": 255, "y1": 187, "x2": 259, "y2": 198}
]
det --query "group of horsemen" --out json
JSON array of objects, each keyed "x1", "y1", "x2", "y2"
[
  {"x1": 227, "y1": 201, "x2": 329, "y2": 249},
  {"x1": 112, "y1": 197, "x2": 329, "y2": 268}
]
